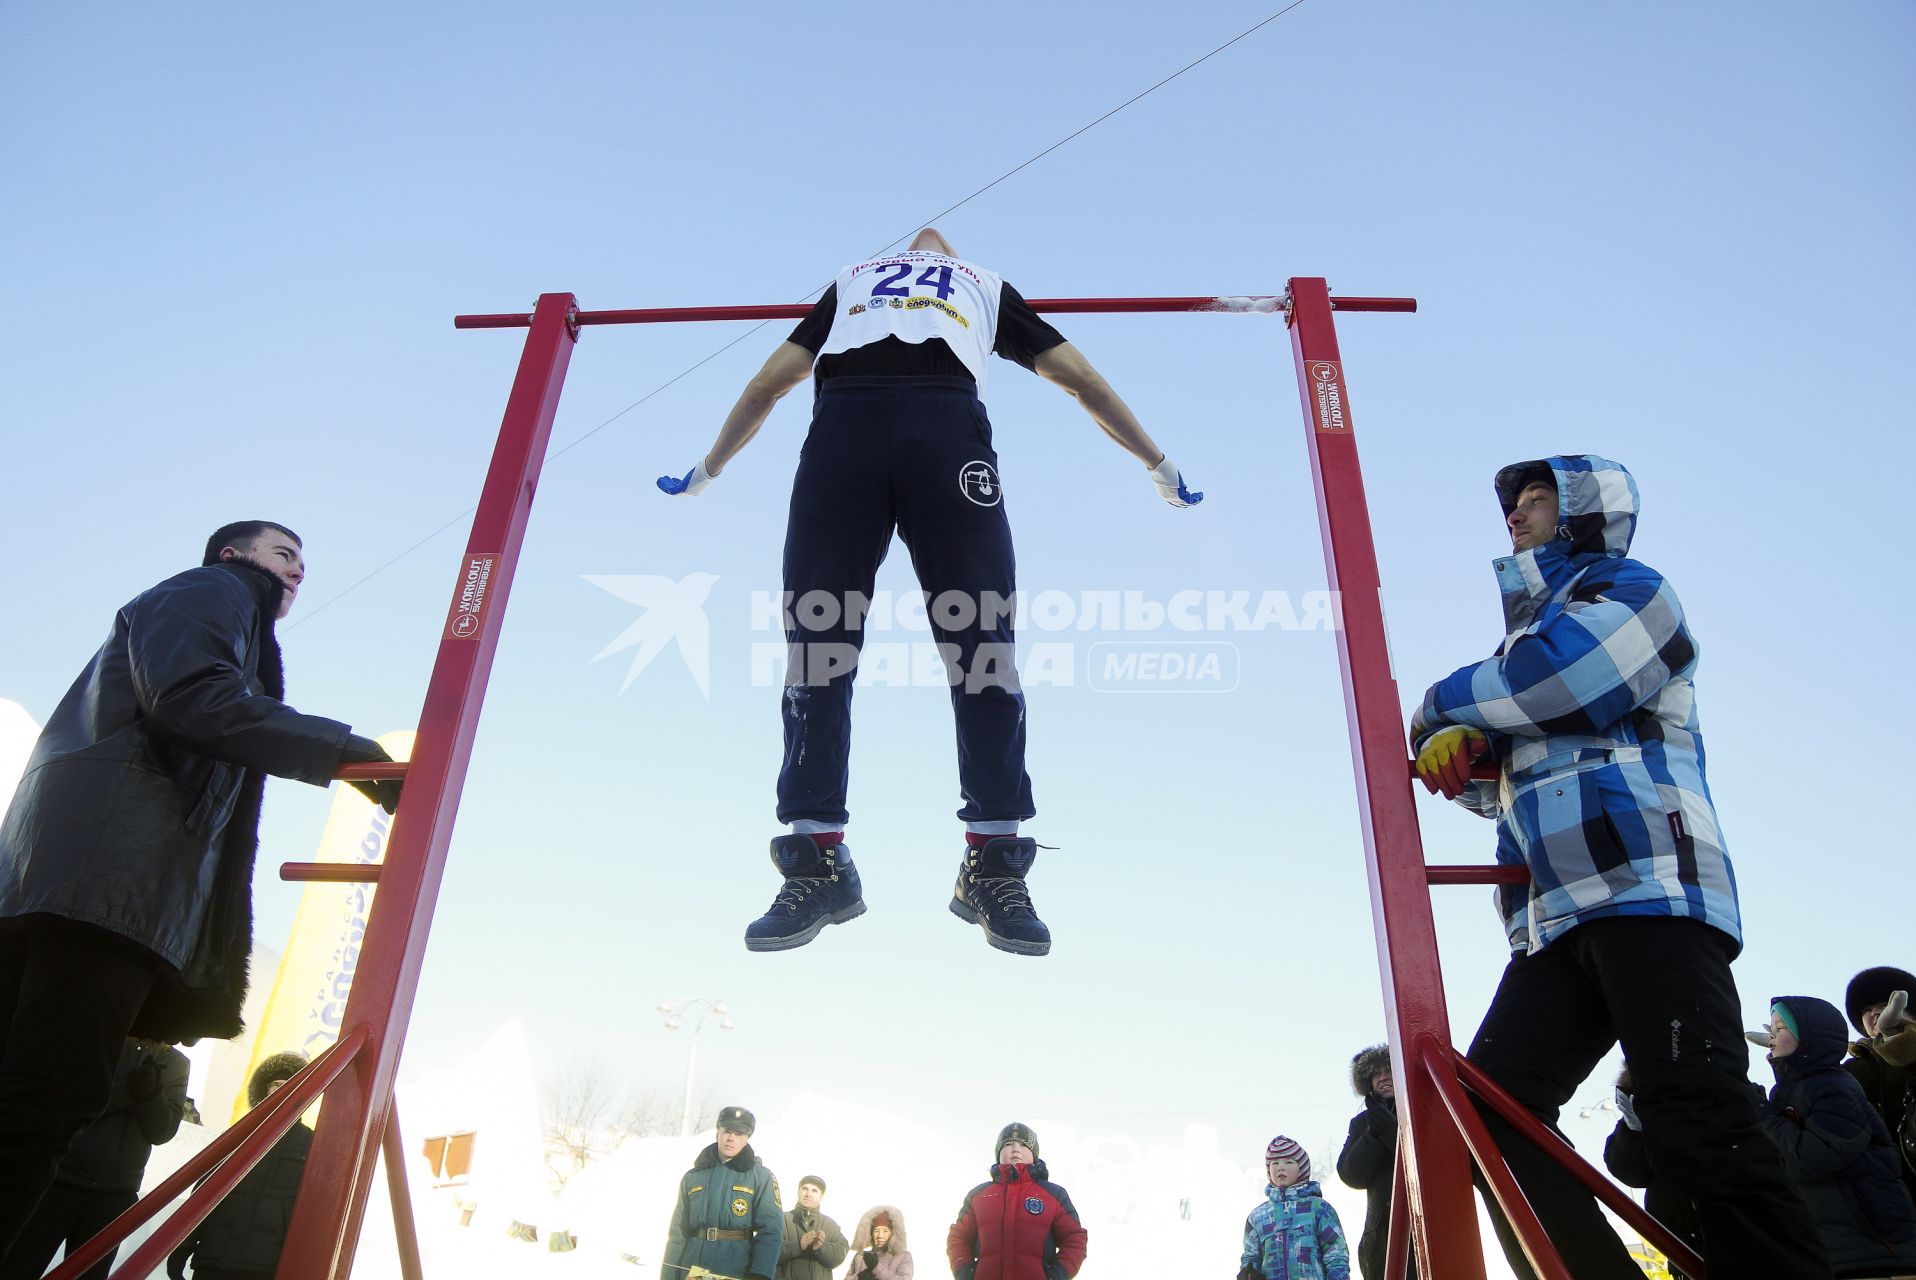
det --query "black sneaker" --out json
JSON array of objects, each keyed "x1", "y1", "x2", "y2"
[
  {"x1": 948, "y1": 837, "x2": 1050, "y2": 956},
  {"x1": 744, "y1": 836, "x2": 866, "y2": 952}
]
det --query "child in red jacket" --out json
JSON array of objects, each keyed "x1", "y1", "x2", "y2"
[{"x1": 946, "y1": 1123, "x2": 1087, "y2": 1280}]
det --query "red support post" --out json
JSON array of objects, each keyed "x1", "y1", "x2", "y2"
[
  {"x1": 1285, "y1": 277, "x2": 1484, "y2": 1277},
  {"x1": 1417, "y1": 1039, "x2": 1573, "y2": 1280},
  {"x1": 1383, "y1": 1142, "x2": 1411, "y2": 1279},
  {"x1": 384, "y1": 1109, "x2": 425, "y2": 1280},
  {"x1": 277, "y1": 291, "x2": 582, "y2": 1278}
]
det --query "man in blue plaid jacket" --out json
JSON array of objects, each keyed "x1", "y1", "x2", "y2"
[{"x1": 1410, "y1": 455, "x2": 1827, "y2": 1279}]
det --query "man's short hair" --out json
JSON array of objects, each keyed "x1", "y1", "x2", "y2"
[{"x1": 204, "y1": 520, "x2": 301, "y2": 567}]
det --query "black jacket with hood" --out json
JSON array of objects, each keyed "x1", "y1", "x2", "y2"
[
  {"x1": 0, "y1": 560, "x2": 350, "y2": 1040},
  {"x1": 1765, "y1": 995, "x2": 1916, "y2": 1275},
  {"x1": 167, "y1": 1052, "x2": 314, "y2": 1279},
  {"x1": 1335, "y1": 1044, "x2": 1412, "y2": 1280}
]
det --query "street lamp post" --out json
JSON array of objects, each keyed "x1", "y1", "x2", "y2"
[{"x1": 658, "y1": 997, "x2": 733, "y2": 1137}]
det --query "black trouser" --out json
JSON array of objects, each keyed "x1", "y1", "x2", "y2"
[
  {"x1": 1468, "y1": 916, "x2": 1830, "y2": 1279},
  {"x1": 776, "y1": 375, "x2": 1035, "y2": 831},
  {"x1": 0, "y1": 1181, "x2": 135, "y2": 1280},
  {"x1": 0, "y1": 915, "x2": 166, "y2": 1259}
]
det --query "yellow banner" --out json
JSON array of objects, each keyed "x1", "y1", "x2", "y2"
[{"x1": 234, "y1": 730, "x2": 414, "y2": 1122}]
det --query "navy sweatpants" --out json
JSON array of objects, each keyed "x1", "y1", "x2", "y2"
[{"x1": 776, "y1": 375, "x2": 1035, "y2": 831}]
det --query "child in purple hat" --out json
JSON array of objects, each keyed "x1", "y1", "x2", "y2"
[{"x1": 1239, "y1": 1135, "x2": 1350, "y2": 1280}]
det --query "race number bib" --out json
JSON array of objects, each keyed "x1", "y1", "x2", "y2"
[{"x1": 818, "y1": 252, "x2": 1004, "y2": 384}]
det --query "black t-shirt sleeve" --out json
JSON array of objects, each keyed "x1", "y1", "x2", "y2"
[
  {"x1": 993, "y1": 282, "x2": 1067, "y2": 372},
  {"x1": 787, "y1": 285, "x2": 836, "y2": 354}
]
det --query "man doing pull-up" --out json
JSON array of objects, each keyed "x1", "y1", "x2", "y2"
[{"x1": 659, "y1": 229, "x2": 1199, "y2": 957}]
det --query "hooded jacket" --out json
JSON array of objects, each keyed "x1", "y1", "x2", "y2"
[
  {"x1": 1410, "y1": 455, "x2": 1740, "y2": 955},
  {"x1": 947, "y1": 1159, "x2": 1087, "y2": 1280},
  {"x1": 0, "y1": 560, "x2": 351, "y2": 1039},
  {"x1": 661, "y1": 1141, "x2": 783, "y2": 1280},
  {"x1": 166, "y1": 1055, "x2": 315, "y2": 1279},
  {"x1": 1764, "y1": 995, "x2": 1916, "y2": 1273},
  {"x1": 1335, "y1": 1045, "x2": 1410, "y2": 1280},
  {"x1": 845, "y1": 1204, "x2": 913, "y2": 1280},
  {"x1": 1240, "y1": 1178, "x2": 1351, "y2": 1280}
]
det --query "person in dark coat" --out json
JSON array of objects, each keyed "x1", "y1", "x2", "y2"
[
  {"x1": 1335, "y1": 1045, "x2": 1412, "y2": 1280},
  {"x1": 0, "y1": 1037, "x2": 189, "y2": 1279},
  {"x1": 1842, "y1": 966, "x2": 1916, "y2": 1211},
  {"x1": 0, "y1": 521, "x2": 398, "y2": 1255},
  {"x1": 1601, "y1": 1064, "x2": 1702, "y2": 1279},
  {"x1": 1762, "y1": 996, "x2": 1916, "y2": 1277},
  {"x1": 777, "y1": 1174, "x2": 847, "y2": 1280},
  {"x1": 946, "y1": 1122, "x2": 1086, "y2": 1280},
  {"x1": 660, "y1": 1105, "x2": 782, "y2": 1280},
  {"x1": 167, "y1": 1052, "x2": 313, "y2": 1280}
]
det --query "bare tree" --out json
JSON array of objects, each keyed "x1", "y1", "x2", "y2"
[
  {"x1": 617, "y1": 1084, "x2": 683, "y2": 1139},
  {"x1": 540, "y1": 1060, "x2": 624, "y2": 1189}
]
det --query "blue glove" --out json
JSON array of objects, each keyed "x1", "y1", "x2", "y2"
[
  {"x1": 1148, "y1": 457, "x2": 1202, "y2": 507},
  {"x1": 657, "y1": 461, "x2": 715, "y2": 496}
]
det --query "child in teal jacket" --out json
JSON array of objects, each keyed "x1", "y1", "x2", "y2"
[{"x1": 1239, "y1": 1135, "x2": 1350, "y2": 1280}]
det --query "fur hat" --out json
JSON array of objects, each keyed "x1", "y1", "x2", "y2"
[
  {"x1": 1350, "y1": 1044, "x2": 1392, "y2": 1097},
  {"x1": 1846, "y1": 966, "x2": 1916, "y2": 1036},
  {"x1": 996, "y1": 1121, "x2": 1039, "y2": 1162},
  {"x1": 716, "y1": 1105, "x2": 756, "y2": 1136},
  {"x1": 1264, "y1": 1134, "x2": 1311, "y2": 1183},
  {"x1": 853, "y1": 1204, "x2": 907, "y2": 1252},
  {"x1": 248, "y1": 1051, "x2": 309, "y2": 1108}
]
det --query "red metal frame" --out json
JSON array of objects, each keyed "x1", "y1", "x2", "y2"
[{"x1": 56, "y1": 281, "x2": 1699, "y2": 1278}]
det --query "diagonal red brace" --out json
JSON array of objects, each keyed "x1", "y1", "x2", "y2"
[
  {"x1": 1454, "y1": 1054, "x2": 1707, "y2": 1277},
  {"x1": 46, "y1": 1028, "x2": 369, "y2": 1280}
]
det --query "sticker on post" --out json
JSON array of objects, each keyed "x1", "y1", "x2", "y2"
[
  {"x1": 446, "y1": 552, "x2": 502, "y2": 640},
  {"x1": 1308, "y1": 360, "x2": 1351, "y2": 434}
]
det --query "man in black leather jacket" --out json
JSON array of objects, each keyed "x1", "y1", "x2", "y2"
[{"x1": 0, "y1": 521, "x2": 398, "y2": 1254}]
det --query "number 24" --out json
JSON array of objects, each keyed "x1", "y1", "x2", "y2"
[{"x1": 871, "y1": 263, "x2": 954, "y2": 301}]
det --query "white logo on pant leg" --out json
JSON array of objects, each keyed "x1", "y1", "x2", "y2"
[{"x1": 960, "y1": 460, "x2": 1001, "y2": 506}]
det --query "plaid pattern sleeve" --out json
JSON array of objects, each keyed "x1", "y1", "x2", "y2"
[{"x1": 1420, "y1": 559, "x2": 1696, "y2": 739}]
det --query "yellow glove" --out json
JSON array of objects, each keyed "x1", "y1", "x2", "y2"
[{"x1": 1415, "y1": 726, "x2": 1488, "y2": 799}]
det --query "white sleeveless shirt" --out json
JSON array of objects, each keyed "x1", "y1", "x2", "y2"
[{"x1": 817, "y1": 251, "x2": 1004, "y2": 386}]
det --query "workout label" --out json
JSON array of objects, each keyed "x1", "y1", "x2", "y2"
[
  {"x1": 445, "y1": 552, "x2": 500, "y2": 640},
  {"x1": 1307, "y1": 360, "x2": 1350, "y2": 434}
]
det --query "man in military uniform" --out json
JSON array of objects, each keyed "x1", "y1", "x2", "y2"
[{"x1": 661, "y1": 1106, "x2": 781, "y2": 1280}]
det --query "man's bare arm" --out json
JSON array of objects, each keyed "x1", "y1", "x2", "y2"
[
  {"x1": 704, "y1": 340, "x2": 817, "y2": 475},
  {"x1": 1033, "y1": 341, "x2": 1165, "y2": 467}
]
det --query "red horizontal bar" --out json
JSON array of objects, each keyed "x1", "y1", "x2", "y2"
[
  {"x1": 50, "y1": 1027, "x2": 369, "y2": 1280},
  {"x1": 1332, "y1": 296, "x2": 1417, "y2": 312},
  {"x1": 1427, "y1": 865, "x2": 1530, "y2": 886},
  {"x1": 282, "y1": 862, "x2": 383, "y2": 884},
  {"x1": 453, "y1": 294, "x2": 1417, "y2": 330},
  {"x1": 338, "y1": 761, "x2": 407, "y2": 782},
  {"x1": 1453, "y1": 1053, "x2": 1707, "y2": 1278}
]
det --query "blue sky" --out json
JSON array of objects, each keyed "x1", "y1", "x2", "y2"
[{"x1": 3, "y1": 0, "x2": 1913, "y2": 1237}]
